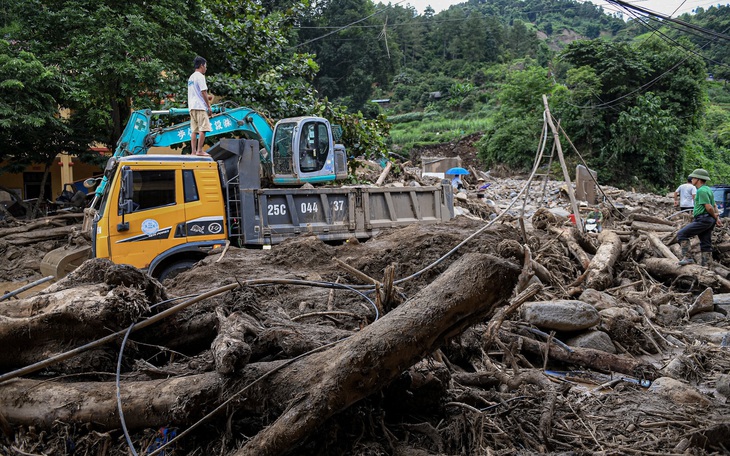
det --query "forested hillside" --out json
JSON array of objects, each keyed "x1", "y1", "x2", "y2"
[
  {"x1": 297, "y1": 0, "x2": 730, "y2": 190},
  {"x1": 2, "y1": 0, "x2": 730, "y2": 190}
]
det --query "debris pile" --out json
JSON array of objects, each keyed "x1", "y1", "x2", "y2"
[{"x1": 1, "y1": 169, "x2": 730, "y2": 455}]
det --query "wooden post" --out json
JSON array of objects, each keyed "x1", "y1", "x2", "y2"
[{"x1": 542, "y1": 94, "x2": 582, "y2": 232}]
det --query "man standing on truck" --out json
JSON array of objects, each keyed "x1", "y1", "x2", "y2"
[
  {"x1": 188, "y1": 56, "x2": 213, "y2": 156},
  {"x1": 674, "y1": 176, "x2": 696, "y2": 213},
  {"x1": 677, "y1": 169, "x2": 724, "y2": 267}
]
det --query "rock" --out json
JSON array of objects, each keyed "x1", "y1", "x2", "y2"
[
  {"x1": 579, "y1": 289, "x2": 618, "y2": 311},
  {"x1": 649, "y1": 377, "x2": 711, "y2": 406},
  {"x1": 657, "y1": 304, "x2": 683, "y2": 326},
  {"x1": 716, "y1": 374, "x2": 730, "y2": 397},
  {"x1": 662, "y1": 357, "x2": 686, "y2": 379},
  {"x1": 682, "y1": 324, "x2": 730, "y2": 345},
  {"x1": 455, "y1": 192, "x2": 468, "y2": 202},
  {"x1": 713, "y1": 292, "x2": 730, "y2": 315},
  {"x1": 566, "y1": 330, "x2": 616, "y2": 353},
  {"x1": 599, "y1": 306, "x2": 640, "y2": 324},
  {"x1": 688, "y1": 288, "x2": 714, "y2": 316},
  {"x1": 689, "y1": 312, "x2": 725, "y2": 323},
  {"x1": 520, "y1": 300, "x2": 600, "y2": 331}
]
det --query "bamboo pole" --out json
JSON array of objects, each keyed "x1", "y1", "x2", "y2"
[{"x1": 542, "y1": 94, "x2": 583, "y2": 231}]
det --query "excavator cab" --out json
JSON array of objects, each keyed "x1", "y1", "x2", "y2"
[{"x1": 270, "y1": 117, "x2": 348, "y2": 185}]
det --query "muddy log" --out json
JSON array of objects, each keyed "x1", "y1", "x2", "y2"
[
  {"x1": 643, "y1": 258, "x2": 730, "y2": 292},
  {"x1": 0, "y1": 215, "x2": 82, "y2": 238},
  {"x1": 643, "y1": 231, "x2": 679, "y2": 261},
  {"x1": 628, "y1": 213, "x2": 676, "y2": 226},
  {"x1": 583, "y1": 230, "x2": 621, "y2": 291},
  {"x1": 0, "y1": 286, "x2": 151, "y2": 369},
  {"x1": 237, "y1": 253, "x2": 521, "y2": 456},
  {"x1": 498, "y1": 331, "x2": 659, "y2": 380},
  {"x1": 548, "y1": 227, "x2": 591, "y2": 270},
  {"x1": 630, "y1": 221, "x2": 676, "y2": 233},
  {"x1": 0, "y1": 372, "x2": 224, "y2": 429},
  {"x1": 2, "y1": 225, "x2": 78, "y2": 245}
]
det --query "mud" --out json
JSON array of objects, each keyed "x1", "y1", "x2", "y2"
[{"x1": 1, "y1": 150, "x2": 730, "y2": 455}]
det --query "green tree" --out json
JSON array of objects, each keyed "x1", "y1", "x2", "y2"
[
  {"x1": 299, "y1": 0, "x2": 398, "y2": 112},
  {"x1": 0, "y1": 40, "x2": 74, "y2": 213},
  {"x1": 603, "y1": 93, "x2": 679, "y2": 188},
  {"x1": 478, "y1": 65, "x2": 554, "y2": 170},
  {"x1": 556, "y1": 38, "x2": 707, "y2": 188}
]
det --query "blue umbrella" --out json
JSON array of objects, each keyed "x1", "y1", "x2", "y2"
[{"x1": 446, "y1": 167, "x2": 469, "y2": 175}]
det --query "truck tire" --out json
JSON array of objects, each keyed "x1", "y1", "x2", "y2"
[{"x1": 157, "y1": 260, "x2": 197, "y2": 282}]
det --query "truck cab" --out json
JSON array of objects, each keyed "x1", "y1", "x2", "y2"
[
  {"x1": 94, "y1": 155, "x2": 227, "y2": 280},
  {"x1": 711, "y1": 185, "x2": 730, "y2": 218}
]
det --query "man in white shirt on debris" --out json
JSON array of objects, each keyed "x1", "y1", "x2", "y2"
[{"x1": 674, "y1": 176, "x2": 697, "y2": 212}]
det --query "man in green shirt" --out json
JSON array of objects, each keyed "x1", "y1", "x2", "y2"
[{"x1": 678, "y1": 168, "x2": 724, "y2": 266}]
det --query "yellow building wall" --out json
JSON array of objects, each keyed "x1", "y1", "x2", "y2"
[{"x1": 0, "y1": 156, "x2": 104, "y2": 200}]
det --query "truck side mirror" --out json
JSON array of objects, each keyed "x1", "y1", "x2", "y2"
[
  {"x1": 117, "y1": 166, "x2": 134, "y2": 231},
  {"x1": 121, "y1": 166, "x2": 134, "y2": 200}
]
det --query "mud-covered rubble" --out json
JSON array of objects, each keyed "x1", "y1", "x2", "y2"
[{"x1": 2, "y1": 159, "x2": 730, "y2": 454}]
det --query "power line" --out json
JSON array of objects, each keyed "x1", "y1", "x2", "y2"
[{"x1": 605, "y1": 0, "x2": 730, "y2": 41}]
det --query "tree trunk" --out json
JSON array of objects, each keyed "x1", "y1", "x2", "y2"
[
  {"x1": 0, "y1": 285, "x2": 150, "y2": 369},
  {"x1": 643, "y1": 231, "x2": 678, "y2": 261},
  {"x1": 583, "y1": 230, "x2": 621, "y2": 291},
  {"x1": 548, "y1": 226, "x2": 591, "y2": 270},
  {"x1": 3, "y1": 225, "x2": 77, "y2": 244},
  {"x1": 644, "y1": 258, "x2": 730, "y2": 292},
  {"x1": 0, "y1": 214, "x2": 83, "y2": 238},
  {"x1": 498, "y1": 330, "x2": 659, "y2": 380},
  {"x1": 237, "y1": 253, "x2": 520, "y2": 456},
  {"x1": 630, "y1": 221, "x2": 676, "y2": 233},
  {"x1": 628, "y1": 213, "x2": 676, "y2": 226}
]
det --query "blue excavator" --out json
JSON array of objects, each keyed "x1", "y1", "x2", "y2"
[{"x1": 89, "y1": 104, "x2": 348, "y2": 207}]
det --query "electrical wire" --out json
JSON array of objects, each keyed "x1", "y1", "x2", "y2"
[
  {"x1": 606, "y1": 0, "x2": 730, "y2": 41},
  {"x1": 290, "y1": 0, "x2": 408, "y2": 50},
  {"x1": 114, "y1": 280, "x2": 376, "y2": 455}
]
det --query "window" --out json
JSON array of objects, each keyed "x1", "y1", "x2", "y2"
[
  {"x1": 23, "y1": 172, "x2": 52, "y2": 200},
  {"x1": 130, "y1": 170, "x2": 175, "y2": 212},
  {"x1": 183, "y1": 170, "x2": 199, "y2": 203},
  {"x1": 298, "y1": 121, "x2": 330, "y2": 173},
  {"x1": 273, "y1": 122, "x2": 296, "y2": 174}
]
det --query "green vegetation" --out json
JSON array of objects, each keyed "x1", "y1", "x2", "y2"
[{"x1": 3, "y1": 0, "x2": 730, "y2": 191}]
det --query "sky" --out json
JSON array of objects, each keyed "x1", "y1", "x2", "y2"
[{"x1": 409, "y1": 0, "x2": 730, "y2": 17}]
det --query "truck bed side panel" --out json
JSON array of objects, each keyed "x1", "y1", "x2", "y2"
[{"x1": 238, "y1": 184, "x2": 453, "y2": 245}]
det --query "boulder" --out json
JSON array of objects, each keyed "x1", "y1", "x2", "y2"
[
  {"x1": 688, "y1": 288, "x2": 714, "y2": 316},
  {"x1": 649, "y1": 377, "x2": 711, "y2": 406},
  {"x1": 579, "y1": 289, "x2": 618, "y2": 311},
  {"x1": 565, "y1": 330, "x2": 616, "y2": 354}
]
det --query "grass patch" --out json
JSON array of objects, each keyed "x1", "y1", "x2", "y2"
[{"x1": 389, "y1": 113, "x2": 491, "y2": 151}]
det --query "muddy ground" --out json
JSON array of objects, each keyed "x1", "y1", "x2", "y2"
[{"x1": 1, "y1": 143, "x2": 730, "y2": 455}]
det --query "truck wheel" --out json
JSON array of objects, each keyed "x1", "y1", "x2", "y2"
[{"x1": 157, "y1": 260, "x2": 196, "y2": 282}]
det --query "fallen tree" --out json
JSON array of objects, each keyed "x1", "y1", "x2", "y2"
[{"x1": 0, "y1": 253, "x2": 521, "y2": 456}]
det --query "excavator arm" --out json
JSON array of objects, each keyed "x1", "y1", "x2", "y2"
[{"x1": 94, "y1": 105, "x2": 275, "y2": 203}]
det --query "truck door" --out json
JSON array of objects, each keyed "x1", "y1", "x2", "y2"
[{"x1": 107, "y1": 167, "x2": 183, "y2": 269}]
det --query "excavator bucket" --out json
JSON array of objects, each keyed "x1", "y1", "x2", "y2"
[{"x1": 40, "y1": 245, "x2": 92, "y2": 279}]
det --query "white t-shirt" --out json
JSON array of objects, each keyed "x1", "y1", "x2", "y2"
[
  {"x1": 676, "y1": 182, "x2": 697, "y2": 208},
  {"x1": 187, "y1": 71, "x2": 208, "y2": 111}
]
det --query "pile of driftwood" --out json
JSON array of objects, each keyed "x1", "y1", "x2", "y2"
[
  {"x1": 0, "y1": 213, "x2": 85, "y2": 281},
  {"x1": 1, "y1": 198, "x2": 730, "y2": 455}
]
